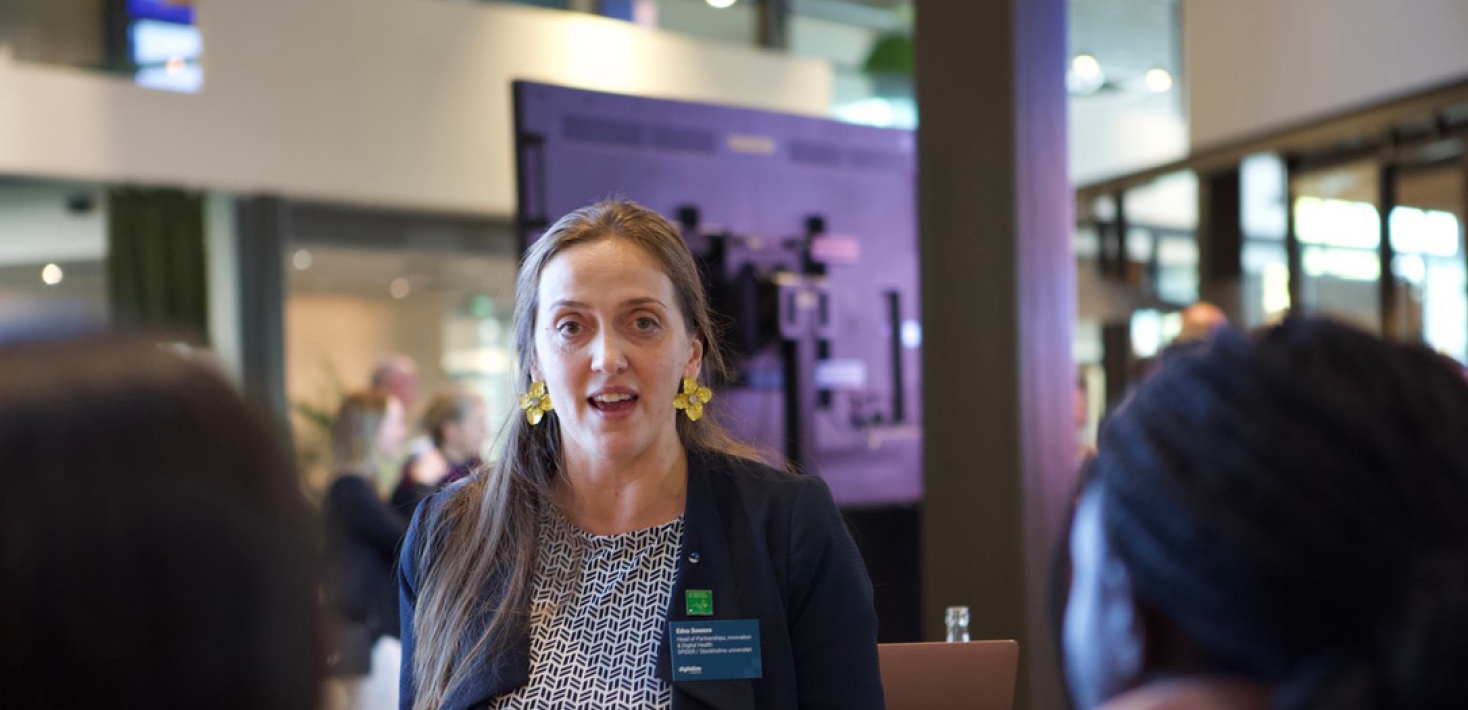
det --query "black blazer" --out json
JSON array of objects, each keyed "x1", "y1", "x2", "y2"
[
  {"x1": 325, "y1": 474, "x2": 407, "y2": 644},
  {"x1": 397, "y1": 450, "x2": 884, "y2": 710}
]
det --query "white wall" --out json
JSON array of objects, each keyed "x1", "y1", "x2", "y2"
[
  {"x1": 0, "y1": 184, "x2": 105, "y2": 264},
  {"x1": 1069, "y1": 92, "x2": 1188, "y2": 184},
  {"x1": 1185, "y1": 0, "x2": 1468, "y2": 149},
  {"x1": 0, "y1": 0, "x2": 832, "y2": 217}
]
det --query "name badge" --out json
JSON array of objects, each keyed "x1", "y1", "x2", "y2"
[{"x1": 668, "y1": 620, "x2": 763, "y2": 682}]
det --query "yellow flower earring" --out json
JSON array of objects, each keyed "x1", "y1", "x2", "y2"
[
  {"x1": 518, "y1": 380, "x2": 553, "y2": 426},
  {"x1": 673, "y1": 377, "x2": 713, "y2": 422}
]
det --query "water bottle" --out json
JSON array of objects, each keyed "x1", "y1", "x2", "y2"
[{"x1": 944, "y1": 605, "x2": 970, "y2": 643}]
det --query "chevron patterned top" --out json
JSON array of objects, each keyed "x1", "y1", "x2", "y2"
[{"x1": 492, "y1": 507, "x2": 684, "y2": 709}]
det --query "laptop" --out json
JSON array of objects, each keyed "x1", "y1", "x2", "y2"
[{"x1": 878, "y1": 640, "x2": 1020, "y2": 710}]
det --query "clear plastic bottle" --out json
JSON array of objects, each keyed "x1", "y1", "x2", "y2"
[{"x1": 944, "y1": 605, "x2": 970, "y2": 643}]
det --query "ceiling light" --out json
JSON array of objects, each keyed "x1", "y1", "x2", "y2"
[
  {"x1": 391, "y1": 277, "x2": 411, "y2": 299},
  {"x1": 1067, "y1": 53, "x2": 1105, "y2": 95},
  {"x1": 292, "y1": 249, "x2": 313, "y2": 271},
  {"x1": 1071, "y1": 54, "x2": 1102, "y2": 80},
  {"x1": 1145, "y1": 68, "x2": 1174, "y2": 93},
  {"x1": 41, "y1": 263, "x2": 63, "y2": 285},
  {"x1": 706, "y1": 0, "x2": 737, "y2": 8}
]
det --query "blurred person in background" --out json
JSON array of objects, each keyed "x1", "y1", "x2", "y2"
[
  {"x1": 0, "y1": 334, "x2": 319, "y2": 710},
  {"x1": 324, "y1": 391, "x2": 409, "y2": 710},
  {"x1": 1064, "y1": 317, "x2": 1468, "y2": 710},
  {"x1": 370, "y1": 354, "x2": 420, "y2": 417},
  {"x1": 391, "y1": 388, "x2": 488, "y2": 518},
  {"x1": 1174, "y1": 301, "x2": 1229, "y2": 346},
  {"x1": 370, "y1": 352, "x2": 433, "y2": 474}
]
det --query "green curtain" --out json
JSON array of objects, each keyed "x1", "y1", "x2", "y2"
[{"x1": 106, "y1": 188, "x2": 209, "y2": 343}]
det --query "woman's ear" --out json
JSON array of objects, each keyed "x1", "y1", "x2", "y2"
[
  {"x1": 1063, "y1": 487, "x2": 1150, "y2": 709},
  {"x1": 1101, "y1": 558, "x2": 1148, "y2": 689},
  {"x1": 683, "y1": 337, "x2": 704, "y2": 381}
]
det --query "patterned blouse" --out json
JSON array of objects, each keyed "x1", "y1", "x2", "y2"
[{"x1": 491, "y1": 507, "x2": 684, "y2": 709}]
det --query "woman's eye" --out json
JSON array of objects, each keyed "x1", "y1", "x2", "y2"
[
  {"x1": 633, "y1": 317, "x2": 660, "y2": 332},
  {"x1": 556, "y1": 321, "x2": 583, "y2": 337}
]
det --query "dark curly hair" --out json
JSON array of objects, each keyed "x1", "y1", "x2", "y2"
[{"x1": 1089, "y1": 316, "x2": 1468, "y2": 710}]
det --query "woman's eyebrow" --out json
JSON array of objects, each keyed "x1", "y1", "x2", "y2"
[{"x1": 548, "y1": 296, "x2": 666, "y2": 310}]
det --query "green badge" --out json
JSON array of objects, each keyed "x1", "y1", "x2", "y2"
[{"x1": 686, "y1": 589, "x2": 714, "y2": 616}]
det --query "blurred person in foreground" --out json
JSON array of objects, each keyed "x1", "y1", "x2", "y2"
[
  {"x1": 0, "y1": 334, "x2": 319, "y2": 710},
  {"x1": 398, "y1": 200, "x2": 882, "y2": 710},
  {"x1": 390, "y1": 388, "x2": 488, "y2": 519},
  {"x1": 325, "y1": 391, "x2": 409, "y2": 710},
  {"x1": 1065, "y1": 317, "x2": 1468, "y2": 710}
]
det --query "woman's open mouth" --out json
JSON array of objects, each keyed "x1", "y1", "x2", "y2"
[{"x1": 589, "y1": 391, "x2": 638, "y2": 415}]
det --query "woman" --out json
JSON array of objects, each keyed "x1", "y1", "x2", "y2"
[
  {"x1": 390, "y1": 388, "x2": 488, "y2": 518},
  {"x1": 1064, "y1": 318, "x2": 1468, "y2": 710},
  {"x1": 0, "y1": 333, "x2": 319, "y2": 710},
  {"x1": 325, "y1": 391, "x2": 409, "y2": 710},
  {"x1": 398, "y1": 201, "x2": 882, "y2": 710}
]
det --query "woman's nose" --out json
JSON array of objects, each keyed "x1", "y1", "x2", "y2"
[{"x1": 591, "y1": 330, "x2": 628, "y2": 373}]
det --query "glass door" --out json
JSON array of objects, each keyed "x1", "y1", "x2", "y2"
[{"x1": 1388, "y1": 165, "x2": 1466, "y2": 362}]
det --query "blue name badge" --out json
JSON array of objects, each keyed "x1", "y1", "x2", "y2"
[{"x1": 669, "y1": 620, "x2": 763, "y2": 682}]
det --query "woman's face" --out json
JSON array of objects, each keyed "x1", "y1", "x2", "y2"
[
  {"x1": 376, "y1": 397, "x2": 407, "y2": 457},
  {"x1": 1064, "y1": 485, "x2": 1145, "y2": 709},
  {"x1": 532, "y1": 238, "x2": 702, "y2": 466},
  {"x1": 443, "y1": 401, "x2": 488, "y2": 462}
]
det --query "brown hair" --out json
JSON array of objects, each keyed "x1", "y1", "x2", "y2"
[
  {"x1": 0, "y1": 334, "x2": 319, "y2": 710},
  {"x1": 330, "y1": 390, "x2": 393, "y2": 485},
  {"x1": 409, "y1": 200, "x2": 768, "y2": 709}
]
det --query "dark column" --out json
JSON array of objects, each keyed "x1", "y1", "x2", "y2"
[
  {"x1": 916, "y1": 3, "x2": 1074, "y2": 710},
  {"x1": 758, "y1": 0, "x2": 789, "y2": 50},
  {"x1": 1101, "y1": 323, "x2": 1132, "y2": 412},
  {"x1": 1098, "y1": 193, "x2": 1128, "y2": 279},
  {"x1": 1378, "y1": 163, "x2": 1399, "y2": 338},
  {"x1": 1198, "y1": 167, "x2": 1245, "y2": 319},
  {"x1": 1284, "y1": 158, "x2": 1304, "y2": 312},
  {"x1": 236, "y1": 196, "x2": 290, "y2": 427}
]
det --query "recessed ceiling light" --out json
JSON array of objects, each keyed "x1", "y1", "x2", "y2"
[
  {"x1": 1145, "y1": 67, "x2": 1174, "y2": 92},
  {"x1": 41, "y1": 263, "x2": 63, "y2": 285},
  {"x1": 292, "y1": 249, "x2": 313, "y2": 271},
  {"x1": 1067, "y1": 53, "x2": 1106, "y2": 95},
  {"x1": 706, "y1": 0, "x2": 737, "y2": 8},
  {"x1": 1071, "y1": 54, "x2": 1102, "y2": 80}
]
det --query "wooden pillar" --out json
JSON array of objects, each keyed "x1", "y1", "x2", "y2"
[{"x1": 916, "y1": 2, "x2": 1074, "y2": 709}]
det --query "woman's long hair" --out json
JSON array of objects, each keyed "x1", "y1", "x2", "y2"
[
  {"x1": 330, "y1": 391, "x2": 393, "y2": 485},
  {"x1": 1089, "y1": 317, "x2": 1468, "y2": 709},
  {"x1": 409, "y1": 200, "x2": 768, "y2": 710}
]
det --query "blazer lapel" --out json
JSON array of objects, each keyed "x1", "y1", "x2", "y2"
[{"x1": 660, "y1": 452, "x2": 758, "y2": 710}]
